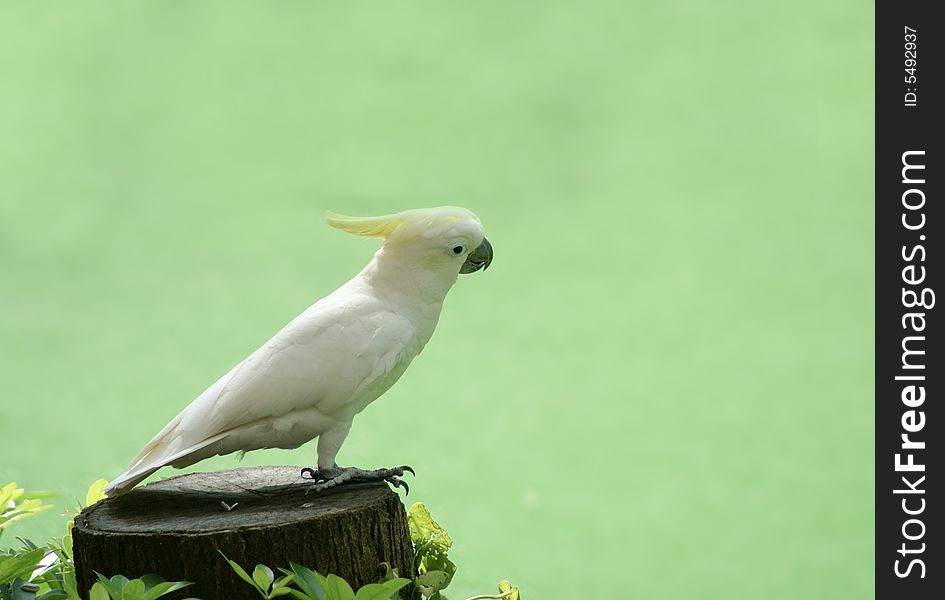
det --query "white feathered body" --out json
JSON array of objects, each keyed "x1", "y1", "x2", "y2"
[{"x1": 104, "y1": 242, "x2": 459, "y2": 495}]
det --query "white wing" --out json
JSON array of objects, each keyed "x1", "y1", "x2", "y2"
[{"x1": 104, "y1": 289, "x2": 417, "y2": 494}]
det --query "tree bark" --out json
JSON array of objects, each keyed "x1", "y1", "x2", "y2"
[{"x1": 72, "y1": 466, "x2": 415, "y2": 600}]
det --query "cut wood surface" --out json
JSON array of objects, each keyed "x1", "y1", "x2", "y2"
[{"x1": 72, "y1": 466, "x2": 415, "y2": 599}]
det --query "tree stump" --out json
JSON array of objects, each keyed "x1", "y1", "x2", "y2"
[{"x1": 72, "y1": 466, "x2": 415, "y2": 600}]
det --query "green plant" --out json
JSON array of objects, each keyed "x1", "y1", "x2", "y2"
[
  {"x1": 1, "y1": 480, "x2": 119, "y2": 600},
  {"x1": 220, "y1": 555, "x2": 296, "y2": 599},
  {"x1": 465, "y1": 581, "x2": 520, "y2": 600},
  {"x1": 0, "y1": 546, "x2": 47, "y2": 597},
  {"x1": 223, "y1": 503, "x2": 521, "y2": 600},
  {"x1": 405, "y1": 503, "x2": 520, "y2": 600},
  {"x1": 405, "y1": 502, "x2": 455, "y2": 599},
  {"x1": 35, "y1": 530, "x2": 80, "y2": 600},
  {"x1": 33, "y1": 478, "x2": 111, "y2": 600},
  {"x1": 1, "y1": 483, "x2": 56, "y2": 599},
  {"x1": 222, "y1": 553, "x2": 411, "y2": 600},
  {"x1": 1, "y1": 483, "x2": 54, "y2": 544},
  {"x1": 89, "y1": 574, "x2": 193, "y2": 600}
]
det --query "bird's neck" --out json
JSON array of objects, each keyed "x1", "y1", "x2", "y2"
[{"x1": 357, "y1": 245, "x2": 458, "y2": 311}]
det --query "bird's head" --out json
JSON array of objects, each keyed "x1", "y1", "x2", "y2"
[{"x1": 326, "y1": 206, "x2": 493, "y2": 277}]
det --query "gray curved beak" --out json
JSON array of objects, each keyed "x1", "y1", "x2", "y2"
[{"x1": 460, "y1": 237, "x2": 493, "y2": 274}]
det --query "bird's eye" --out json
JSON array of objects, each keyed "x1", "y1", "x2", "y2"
[{"x1": 450, "y1": 243, "x2": 466, "y2": 255}]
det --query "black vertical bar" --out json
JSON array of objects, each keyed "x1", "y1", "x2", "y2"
[{"x1": 876, "y1": 2, "x2": 941, "y2": 598}]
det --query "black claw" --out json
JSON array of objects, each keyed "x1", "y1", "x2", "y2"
[
  {"x1": 301, "y1": 465, "x2": 412, "y2": 495},
  {"x1": 387, "y1": 477, "x2": 409, "y2": 495}
]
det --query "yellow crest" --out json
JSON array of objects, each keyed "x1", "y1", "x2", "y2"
[{"x1": 326, "y1": 207, "x2": 479, "y2": 241}]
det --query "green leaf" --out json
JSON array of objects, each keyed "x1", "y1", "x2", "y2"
[
  {"x1": 406, "y1": 504, "x2": 452, "y2": 554},
  {"x1": 415, "y1": 570, "x2": 450, "y2": 597},
  {"x1": 88, "y1": 583, "x2": 110, "y2": 600},
  {"x1": 9, "y1": 577, "x2": 37, "y2": 600},
  {"x1": 137, "y1": 575, "x2": 163, "y2": 591},
  {"x1": 60, "y1": 535, "x2": 73, "y2": 562},
  {"x1": 120, "y1": 578, "x2": 145, "y2": 600},
  {"x1": 140, "y1": 581, "x2": 192, "y2": 600},
  {"x1": 269, "y1": 575, "x2": 295, "y2": 599},
  {"x1": 382, "y1": 579, "x2": 410, "y2": 592},
  {"x1": 60, "y1": 569, "x2": 79, "y2": 600},
  {"x1": 252, "y1": 565, "x2": 274, "y2": 594},
  {"x1": 352, "y1": 579, "x2": 410, "y2": 600},
  {"x1": 220, "y1": 553, "x2": 260, "y2": 593},
  {"x1": 93, "y1": 573, "x2": 127, "y2": 600},
  {"x1": 0, "y1": 506, "x2": 54, "y2": 530},
  {"x1": 12, "y1": 500, "x2": 42, "y2": 514},
  {"x1": 109, "y1": 576, "x2": 130, "y2": 590},
  {"x1": 497, "y1": 581, "x2": 519, "y2": 600},
  {"x1": 17, "y1": 539, "x2": 39, "y2": 551},
  {"x1": 0, "y1": 483, "x2": 20, "y2": 506},
  {"x1": 322, "y1": 575, "x2": 354, "y2": 600},
  {"x1": 352, "y1": 584, "x2": 391, "y2": 600},
  {"x1": 84, "y1": 481, "x2": 108, "y2": 508},
  {"x1": 0, "y1": 484, "x2": 54, "y2": 535},
  {"x1": 284, "y1": 564, "x2": 326, "y2": 600},
  {"x1": 0, "y1": 549, "x2": 46, "y2": 585},
  {"x1": 418, "y1": 554, "x2": 455, "y2": 586},
  {"x1": 17, "y1": 491, "x2": 57, "y2": 501}
]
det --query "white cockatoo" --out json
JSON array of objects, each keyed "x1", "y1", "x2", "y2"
[{"x1": 104, "y1": 206, "x2": 492, "y2": 496}]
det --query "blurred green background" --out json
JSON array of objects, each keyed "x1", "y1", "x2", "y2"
[{"x1": 1, "y1": 1, "x2": 872, "y2": 598}]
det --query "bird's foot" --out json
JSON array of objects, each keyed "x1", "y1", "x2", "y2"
[{"x1": 300, "y1": 465, "x2": 415, "y2": 494}]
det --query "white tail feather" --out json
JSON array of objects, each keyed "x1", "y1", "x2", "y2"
[{"x1": 103, "y1": 425, "x2": 230, "y2": 496}]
